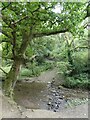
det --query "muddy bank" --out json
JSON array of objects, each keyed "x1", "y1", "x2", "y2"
[
  {"x1": 1, "y1": 91, "x2": 88, "y2": 118},
  {"x1": 1, "y1": 69, "x2": 89, "y2": 118},
  {"x1": 14, "y1": 80, "x2": 88, "y2": 113}
]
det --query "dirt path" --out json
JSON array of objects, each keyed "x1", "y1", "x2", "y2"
[
  {"x1": 0, "y1": 69, "x2": 89, "y2": 119},
  {"x1": 22, "y1": 68, "x2": 59, "y2": 83},
  {"x1": 37, "y1": 68, "x2": 58, "y2": 83}
]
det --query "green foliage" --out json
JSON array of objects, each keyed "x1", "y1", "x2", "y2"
[
  {"x1": 1, "y1": 2, "x2": 89, "y2": 92},
  {"x1": 63, "y1": 73, "x2": 89, "y2": 89},
  {"x1": 55, "y1": 32, "x2": 88, "y2": 90},
  {"x1": 21, "y1": 61, "x2": 41, "y2": 77},
  {"x1": 0, "y1": 66, "x2": 11, "y2": 77},
  {"x1": 41, "y1": 61, "x2": 55, "y2": 70},
  {"x1": 20, "y1": 68, "x2": 33, "y2": 77},
  {"x1": 73, "y1": 50, "x2": 88, "y2": 73},
  {"x1": 66, "y1": 98, "x2": 88, "y2": 108},
  {"x1": 20, "y1": 60, "x2": 55, "y2": 77},
  {"x1": 57, "y1": 61, "x2": 72, "y2": 76},
  {"x1": 1, "y1": 2, "x2": 87, "y2": 60},
  {"x1": 57, "y1": 48, "x2": 88, "y2": 89}
]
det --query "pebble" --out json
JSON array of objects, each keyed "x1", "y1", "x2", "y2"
[
  {"x1": 55, "y1": 104, "x2": 59, "y2": 109},
  {"x1": 53, "y1": 109, "x2": 57, "y2": 112},
  {"x1": 58, "y1": 101, "x2": 61, "y2": 104},
  {"x1": 50, "y1": 90, "x2": 56, "y2": 93},
  {"x1": 48, "y1": 96, "x2": 52, "y2": 100},
  {"x1": 55, "y1": 93, "x2": 59, "y2": 96},
  {"x1": 55, "y1": 101, "x2": 58, "y2": 104},
  {"x1": 47, "y1": 102, "x2": 51, "y2": 105},
  {"x1": 51, "y1": 104, "x2": 54, "y2": 107},
  {"x1": 47, "y1": 82, "x2": 51, "y2": 84},
  {"x1": 47, "y1": 85, "x2": 67, "y2": 112},
  {"x1": 52, "y1": 93, "x2": 56, "y2": 96},
  {"x1": 59, "y1": 96, "x2": 63, "y2": 99},
  {"x1": 51, "y1": 105, "x2": 54, "y2": 109}
]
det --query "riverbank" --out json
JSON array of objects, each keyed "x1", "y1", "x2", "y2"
[
  {"x1": 0, "y1": 92, "x2": 88, "y2": 118},
  {"x1": 0, "y1": 69, "x2": 89, "y2": 119}
]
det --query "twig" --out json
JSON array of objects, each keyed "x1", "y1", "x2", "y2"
[
  {"x1": 0, "y1": 67, "x2": 7, "y2": 74},
  {"x1": 1, "y1": 2, "x2": 12, "y2": 11},
  {"x1": 11, "y1": 16, "x2": 29, "y2": 25}
]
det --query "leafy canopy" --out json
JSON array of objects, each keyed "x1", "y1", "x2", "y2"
[{"x1": 1, "y1": 2, "x2": 87, "y2": 61}]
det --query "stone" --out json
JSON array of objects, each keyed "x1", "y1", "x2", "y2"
[
  {"x1": 58, "y1": 101, "x2": 61, "y2": 104},
  {"x1": 55, "y1": 93, "x2": 59, "y2": 96},
  {"x1": 51, "y1": 80, "x2": 55, "y2": 84},
  {"x1": 55, "y1": 104, "x2": 59, "y2": 109},
  {"x1": 55, "y1": 101, "x2": 58, "y2": 104},
  {"x1": 48, "y1": 97, "x2": 52, "y2": 100},
  {"x1": 52, "y1": 93, "x2": 56, "y2": 96},
  {"x1": 59, "y1": 96, "x2": 63, "y2": 99},
  {"x1": 58, "y1": 85, "x2": 64, "y2": 89},
  {"x1": 47, "y1": 102, "x2": 51, "y2": 105},
  {"x1": 51, "y1": 90, "x2": 56, "y2": 93},
  {"x1": 47, "y1": 82, "x2": 51, "y2": 84},
  {"x1": 53, "y1": 109, "x2": 57, "y2": 112}
]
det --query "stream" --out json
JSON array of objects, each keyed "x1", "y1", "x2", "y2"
[{"x1": 14, "y1": 80, "x2": 88, "y2": 112}]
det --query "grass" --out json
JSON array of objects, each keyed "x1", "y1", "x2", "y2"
[{"x1": 65, "y1": 98, "x2": 88, "y2": 108}]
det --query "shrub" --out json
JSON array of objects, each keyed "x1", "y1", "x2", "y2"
[
  {"x1": 63, "y1": 73, "x2": 89, "y2": 89},
  {"x1": 20, "y1": 60, "x2": 55, "y2": 77},
  {"x1": 41, "y1": 61, "x2": 55, "y2": 70},
  {"x1": 20, "y1": 68, "x2": 33, "y2": 77},
  {"x1": 73, "y1": 51, "x2": 88, "y2": 73},
  {"x1": 56, "y1": 61, "x2": 72, "y2": 76}
]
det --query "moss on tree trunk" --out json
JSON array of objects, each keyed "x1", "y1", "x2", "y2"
[
  {"x1": 3, "y1": 31, "x2": 33, "y2": 97},
  {"x1": 3, "y1": 60, "x2": 21, "y2": 97}
]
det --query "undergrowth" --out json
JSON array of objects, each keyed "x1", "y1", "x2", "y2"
[
  {"x1": 63, "y1": 73, "x2": 89, "y2": 90},
  {"x1": 20, "y1": 61, "x2": 55, "y2": 77}
]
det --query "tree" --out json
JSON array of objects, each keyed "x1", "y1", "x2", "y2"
[{"x1": 1, "y1": 2, "x2": 87, "y2": 97}]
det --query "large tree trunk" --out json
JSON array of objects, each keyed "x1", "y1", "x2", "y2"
[
  {"x1": 3, "y1": 59, "x2": 21, "y2": 97},
  {"x1": 3, "y1": 29, "x2": 33, "y2": 97}
]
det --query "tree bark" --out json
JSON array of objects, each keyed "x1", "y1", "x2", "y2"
[
  {"x1": 3, "y1": 30, "x2": 33, "y2": 97},
  {"x1": 3, "y1": 59, "x2": 21, "y2": 97}
]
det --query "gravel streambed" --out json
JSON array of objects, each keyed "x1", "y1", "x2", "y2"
[{"x1": 14, "y1": 80, "x2": 88, "y2": 112}]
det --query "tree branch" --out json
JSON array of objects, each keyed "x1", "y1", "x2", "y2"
[
  {"x1": 11, "y1": 30, "x2": 16, "y2": 58},
  {"x1": 71, "y1": 46, "x2": 89, "y2": 52},
  {"x1": 33, "y1": 28, "x2": 68, "y2": 38},
  {"x1": 1, "y1": 56, "x2": 13, "y2": 60},
  {"x1": 0, "y1": 39, "x2": 12, "y2": 44},
  {"x1": 2, "y1": 15, "x2": 13, "y2": 29},
  {"x1": 23, "y1": 55, "x2": 37, "y2": 63},
  {"x1": 10, "y1": 4, "x2": 41, "y2": 25},
  {"x1": 32, "y1": 4, "x2": 41, "y2": 13},
  {"x1": 11, "y1": 16, "x2": 29, "y2": 25},
  {"x1": 11, "y1": 4, "x2": 41, "y2": 25},
  {"x1": 1, "y1": 2, "x2": 12, "y2": 11},
  {"x1": 0, "y1": 67, "x2": 8, "y2": 74},
  {"x1": 0, "y1": 29, "x2": 12, "y2": 39}
]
